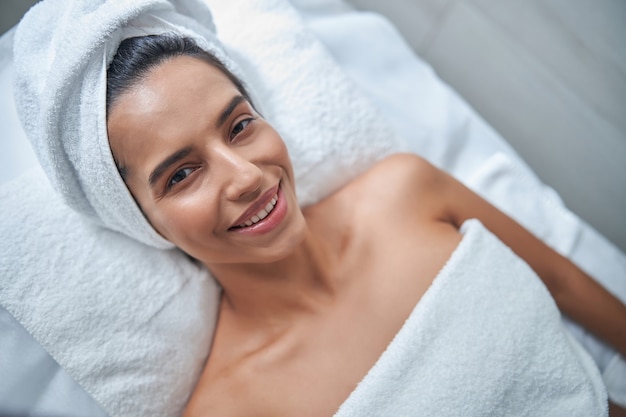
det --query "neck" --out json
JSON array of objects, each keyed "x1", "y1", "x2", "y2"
[{"x1": 206, "y1": 226, "x2": 342, "y2": 324}]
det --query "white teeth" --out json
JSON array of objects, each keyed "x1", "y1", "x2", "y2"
[{"x1": 237, "y1": 193, "x2": 278, "y2": 228}]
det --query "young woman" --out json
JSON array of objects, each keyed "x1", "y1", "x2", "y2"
[{"x1": 105, "y1": 34, "x2": 626, "y2": 416}]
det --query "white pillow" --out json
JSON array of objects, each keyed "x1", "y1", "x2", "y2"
[{"x1": 0, "y1": 168, "x2": 219, "y2": 417}]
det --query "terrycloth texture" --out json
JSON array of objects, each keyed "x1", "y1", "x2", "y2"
[
  {"x1": 0, "y1": 29, "x2": 36, "y2": 185},
  {"x1": 0, "y1": 167, "x2": 219, "y2": 417},
  {"x1": 0, "y1": 305, "x2": 108, "y2": 417},
  {"x1": 13, "y1": 0, "x2": 236, "y2": 249},
  {"x1": 335, "y1": 219, "x2": 608, "y2": 417},
  {"x1": 467, "y1": 152, "x2": 626, "y2": 407},
  {"x1": 565, "y1": 220, "x2": 626, "y2": 407},
  {"x1": 467, "y1": 152, "x2": 580, "y2": 256}
]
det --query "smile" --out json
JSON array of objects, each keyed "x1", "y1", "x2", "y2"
[
  {"x1": 229, "y1": 184, "x2": 288, "y2": 235},
  {"x1": 236, "y1": 194, "x2": 278, "y2": 228}
]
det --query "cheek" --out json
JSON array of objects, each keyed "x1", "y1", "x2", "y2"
[
  {"x1": 146, "y1": 192, "x2": 220, "y2": 246},
  {"x1": 265, "y1": 129, "x2": 293, "y2": 174}
]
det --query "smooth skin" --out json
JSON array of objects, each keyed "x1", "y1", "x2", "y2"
[{"x1": 107, "y1": 56, "x2": 626, "y2": 417}]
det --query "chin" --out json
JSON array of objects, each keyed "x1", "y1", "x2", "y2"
[
  {"x1": 256, "y1": 210, "x2": 308, "y2": 264},
  {"x1": 267, "y1": 221, "x2": 308, "y2": 263}
]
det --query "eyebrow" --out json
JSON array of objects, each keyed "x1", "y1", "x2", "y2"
[
  {"x1": 148, "y1": 146, "x2": 193, "y2": 187},
  {"x1": 217, "y1": 95, "x2": 246, "y2": 128}
]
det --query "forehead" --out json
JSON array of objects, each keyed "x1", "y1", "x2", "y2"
[
  {"x1": 106, "y1": 56, "x2": 240, "y2": 170},
  {"x1": 109, "y1": 55, "x2": 237, "y2": 126}
]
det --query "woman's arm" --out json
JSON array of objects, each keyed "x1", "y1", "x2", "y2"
[{"x1": 410, "y1": 154, "x2": 626, "y2": 357}]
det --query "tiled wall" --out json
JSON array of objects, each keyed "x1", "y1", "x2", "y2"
[{"x1": 348, "y1": 0, "x2": 626, "y2": 252}]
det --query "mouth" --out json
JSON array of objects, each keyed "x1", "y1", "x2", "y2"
[
  {"x1": 229, "y1": 183, "x2": 282, "y2": 231},
  {"x1": 232, "y1": 193, "x2": 278, "y2": 229}
]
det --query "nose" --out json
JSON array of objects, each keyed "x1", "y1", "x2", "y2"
[{"x1": 218, "y1": 148, "x2": 263, "y2": 201}]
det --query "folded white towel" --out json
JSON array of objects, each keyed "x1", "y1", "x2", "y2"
[{"x1": 335, "y1": 219, "x2": 608, "y2": 417}]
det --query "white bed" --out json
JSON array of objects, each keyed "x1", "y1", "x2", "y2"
[{"x1": 0, "y1": 0, "x2": 625, "y2": 416}]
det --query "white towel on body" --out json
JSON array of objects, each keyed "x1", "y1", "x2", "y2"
[{"x1": 335, "y1": 219, "x2": 608, "y2": 417}]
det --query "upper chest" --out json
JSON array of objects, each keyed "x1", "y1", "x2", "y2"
[{"x1": 186, "y1": 226, "x2": 461, "y2": 417}]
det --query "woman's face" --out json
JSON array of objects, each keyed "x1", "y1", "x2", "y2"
[{"x1": 107, "y1": 56, "x2": 307, "y2": 265}]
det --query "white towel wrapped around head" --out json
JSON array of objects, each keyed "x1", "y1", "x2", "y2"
[{"x1": 13, "y1": 0, "x2": 243, "y2": 249}]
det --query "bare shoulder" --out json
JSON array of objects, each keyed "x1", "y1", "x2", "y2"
[
  {"x1": 308, "y1": 152, "x2": 460, "y2": 257},
  {"x1": 363, "y1": 153, "x2": 443, "y2": 190},
  {"x1": 345, "y1": 153, "x2": 448, "y2": 218}
]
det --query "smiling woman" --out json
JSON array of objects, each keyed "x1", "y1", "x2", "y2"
[
  {"x1": 102, "y1": 32, "x2": 626, "y2": 416},
  {"x1": 107, "y1": 38, "x2": 306, "y2": 266},
  {"x1": 10, "y1": 0, "x2": 626, "y2": 415}
]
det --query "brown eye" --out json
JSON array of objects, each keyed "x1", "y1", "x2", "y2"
[
  {"x1": 230, "y1": 118, "x2": 254, "y2": 140},
  {"x1": 167, "y1": 167, "x2": 194, "y2": 189}
]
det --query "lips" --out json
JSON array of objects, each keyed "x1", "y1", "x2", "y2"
[
  {"x1": 230, "y1": 184, "x2": 280, "y2": 230},
  {"x1": 234, "y1": 194, "x2": 278, "y2": 228}
]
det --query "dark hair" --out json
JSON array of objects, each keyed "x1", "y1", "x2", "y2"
[{"x1": 106, "y1": 33, "x2": 253, "y2": 114}]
